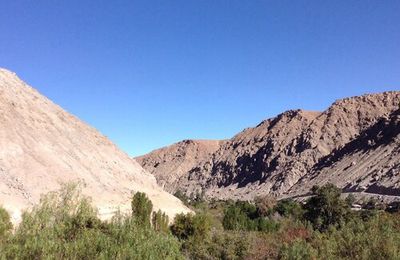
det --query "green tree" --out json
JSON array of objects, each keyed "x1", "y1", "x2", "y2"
[
  {"x1": 152, "y1": 210, "x2": 169, "y2": 233},
  {"x1": 171, "y1": 213, "x2": 195, "y2": 240},
  {"x1": 222, "y1": 205, "x2": 250, "y2": 231},
  {"x1": 303, "y1": 184, "x2": 350, "y2": 231},
  {"x1": 131, "y1": 192, "x2": 153, "y2": 226},
  {"x1": 275, "y1": 199, "x2": 304, "y2": 219},
  {"x1": 170, "y1": 213, "x2": 211, "y2": 241}
]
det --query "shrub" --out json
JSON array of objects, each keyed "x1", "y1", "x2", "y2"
[
  {"x1": 152, "y1": 210, "x2": 169, "y2": 233},
  {"x1": 223, "y1": 204, "x2": 251, "y2": 231},
  {"x1": 275, "y1": 199, "x2": 304, "y2": 219},
  {"x1": 303, "y1": 184, "x2": 350, "y2": 231},
  {"x1": 279, "y1": 239, "x2": 316, "y2": 260},
  {"x1": 255, "y1": 195, "x2": 277, "y2": 217},
  {"x1": 0, "y1": 206, "x2": 12, "y2": 241},
  {"x1": 313, "y1": 212, "x2": 400, "y2": 259},
  {"x1": 171, "y1": 212, "x2": 212, "y2": 241},
  {"x1": 131, "y1": 192, "x2": 153, "y2": 226},
  {"x1": 0, "y1": 183, "x2": 183, "y2": 259}
]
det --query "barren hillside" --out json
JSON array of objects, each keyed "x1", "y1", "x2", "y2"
[
  {"x1": 0, "y1": 68, "x2": 190, "y2": 222},
  {"x1": 138, "y1": 91, "x2": 400, "y2": 200},
  {"x1": 136, "y1": 139, "x2": 223, "y2": 192}
]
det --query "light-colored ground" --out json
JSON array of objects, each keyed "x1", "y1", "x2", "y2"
[{"x1": 0, "y1": 68, "x2": 191, "y2": 224}]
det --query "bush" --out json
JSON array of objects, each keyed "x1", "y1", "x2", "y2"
[
  {"x1": 223, "y1": 204, "x2": 251, "y2": 231},
  {"x1": 303, "y1": 184, "x2": 350, "y2": 231},
  {"x1": 255, "y1": 195, "x2": 277, "y2": 217},
  {"x1": 313, "y1": 212, "x2": 400, "y2": 259},
  {"x1": 275, "y1": 199, "x2": 304, "y2": 219},
  {"x1": 0, "y1": 206, "x2": 12, "y2": 241},
  {"x1": 279, "y1": 239, "x2": 316, "y2": 260},
  {"x1": 171, "y1": 212, "x2": 212, "y2": 241},
  {"x1": 0, "y1": 184, "x2": 183, "y2": 259},
  {"x1": 152, "y1": 210, "x2": 169, "y2": 233},
  {"x1": 131, "y1": 192, "x2": 153, "y2": 226}
]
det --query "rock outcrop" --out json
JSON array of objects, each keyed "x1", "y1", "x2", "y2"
[{"x1": 0, "y1": 68, "x2": 190, "y2": 222}]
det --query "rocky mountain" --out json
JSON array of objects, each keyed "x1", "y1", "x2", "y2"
[
  {"x1": 0, "y1": 68, "x2": 190, "y2": 222},
  {"x1": 137, "y1": 91, "x2": 400, "y2": 200},
  {"x1": 136, "y1": 140, "x2": 224, "y2": 193}
]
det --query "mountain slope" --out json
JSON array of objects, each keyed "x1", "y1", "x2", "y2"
[
  {"x1": 137, "y1": 91, "x2": 400, "y2": 200},
  {"x1": 136, "y1": 140, "x2": 223, "y2": 192},
  {"x1": 0, "y1": 68, "x2": 190, "y2": 222}
]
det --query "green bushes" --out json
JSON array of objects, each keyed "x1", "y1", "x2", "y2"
[
  {"x1": 0, "y1": 184, "x2": 183, "y2": 259},
  {"x1": 1, "y1": 182, "x2": 399, "y2": 259},
  {"x1": 0, "y1": 206, "x2": 12, "y2": 241},
  {"x1": 170, "y1": 212, "x2": 211, "y2": 241},
  {"x1": 275, "y1": 199, "x2": 304, "y2": 219},
  {"x1": 222, "y1": 201, "x2": 280, "y2": 232},
  {"x1": 311, "y1": 213, "x2": 400, "y2": 259}
]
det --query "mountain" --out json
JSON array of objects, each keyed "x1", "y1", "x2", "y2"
[
  {"x1": 137, "y1": 91, "x2": 400, "y2": 200},
  {"x1": 0, "y1": 68, "x2": 190, "y2": 222},
  {"x1": 136, "y1": 140, "x2": 223, "y2": 193}
]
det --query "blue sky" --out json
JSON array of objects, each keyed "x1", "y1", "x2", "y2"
[{"x1": 1, "y1": 1, "x2": 399, "y2": 156}]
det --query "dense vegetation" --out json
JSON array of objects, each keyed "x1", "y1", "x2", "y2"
[
  {"x1": 174, "y1": 184, "x2": 400, "y2": 259},
  {"x1": 0, "y1": 184, "x2": 182, "y2": 259},
  {"x1": 1, "y1": 183, "x2": 400, "y2": 259}
]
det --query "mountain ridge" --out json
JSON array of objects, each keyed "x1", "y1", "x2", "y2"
[{"x1": 137, "y1": 91, "x2": 400, "y2": 200}]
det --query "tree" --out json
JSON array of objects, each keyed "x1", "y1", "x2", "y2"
[
  {"x1": 152, "y1": 210, "x2": 169, "y2": 233},
  {"x1": 223, "y1": 205, "x2": 250, "y2": 231},
  {"x1": 131, "y1": 192, "x2": 153, "y2": 226},
  {"x1": 303, "y1": 184, "x2": 350, "y2": 231},
  {"x1": 275, "y1": 199, "x2": 304, "y2": 219},
  {"x1": 171, "y1": 213, "x2": 211, "y2": 241},
  {"x1": 255, "y1": 195, "x2": 277, "y2": 217}
]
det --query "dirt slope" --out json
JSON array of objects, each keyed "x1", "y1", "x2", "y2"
[
  {"x1": 0, "y1": 68, "x2": 190, "y2": 222},
  {"x1": 137, "y1": 91, "x2": 400, "y2": 200}
]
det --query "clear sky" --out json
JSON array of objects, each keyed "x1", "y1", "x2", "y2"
[{"x1": 1, "y1": 1, "x2": 399, "y2": 156}]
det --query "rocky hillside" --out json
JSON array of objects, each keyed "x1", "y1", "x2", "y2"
[
  {"x1": 137, "y1": 91, "x2": 400, "y2": 200},
  {"x1": 136, "y1": 140, "x2": 223, "y2": 192},
  {"x1": 0, "y1": 68, "x2": 190, "y2": 222}
]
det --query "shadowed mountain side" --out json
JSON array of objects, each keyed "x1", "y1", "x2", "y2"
[
  {"x1": 137, "y1": 91, "x2": 400, "y2": 200},
  {"x1": 289, "y1": 109, "x2": 400, "y2": 197}
]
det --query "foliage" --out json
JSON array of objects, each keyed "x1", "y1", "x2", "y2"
[
  {"x1": 131, "y1": 192, "x2": 153, "y2": 226},
  {"x1": 2, "y1": 182, "x2": 400, "y2": 259},
  {"x1": 275, "y1": 199, "x2": 304, "y2": 219},
  {"x1": 255, "y1": 195, "x2": 277, "y2": 217},
  {"x1": 0, "y1": 206, "x2": 12, "y2": 242},
  {"x1": 0, "y1": 184, "x2": 183, "y2": 259},
  {"x1": 152, "y1": 210, "x2": 169, "y2": 233},
  {"x1": 279, "y1": 239, "x2": 316, "y2": 260},
  {"x1": 222, "y1": 200, "x2": 280, "y2": 232},
  {"x1": 303, "y1": 183, "x2": 350, "y2": 231},
  {"x1": 170, "y1": 212, "x2": 212, "y2": 241},
  {"x1": 174, "y1": 190, "x2": 189, "y2": 206},
  {"x1": 312, "y1": 212, "x2": 400, "y2": 259},
  {"x1": 345, "y1": 194, "x2": 356, "y2": 207},
  {"x1": 223, "y1": 203, "x2": 252, "y2": 231}
]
